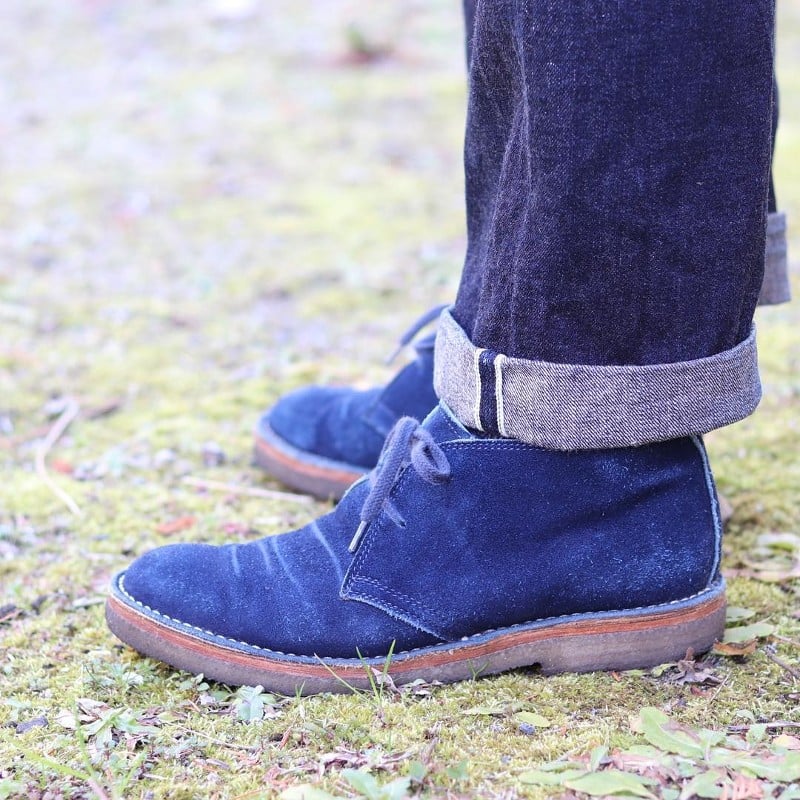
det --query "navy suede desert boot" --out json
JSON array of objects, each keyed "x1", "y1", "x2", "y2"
[
  {"x1": 254, "y1": 307, "x2": 443, "y2": 499},
  {"x1": 107, "y1": 405, "x2": 726, "y2": 694}
]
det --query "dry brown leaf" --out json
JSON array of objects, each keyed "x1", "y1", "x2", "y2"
[
  {"x1": 712, "y1": 639, "x2": 758, "y2": 657},
  {"x1": 774, "y1": 734, "x2": 800, "y2": 750},
  {"x1": 156, "y1": 516, "x2": 197, "y2": 535}
]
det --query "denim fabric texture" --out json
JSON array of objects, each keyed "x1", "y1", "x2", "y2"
[
  {"x1": 263, "y1": 336, "x2": 437, "y2": 470},
  {"x1": 454, "y1": 0, "x2": 776, "y2": 366},
  {"x1": 120, "y1": 405, "x2": 722, "y2": 658}
]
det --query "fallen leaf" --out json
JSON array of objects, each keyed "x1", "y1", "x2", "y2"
[
  {"x1": 726, "y1": 607, "x2": 756, "y2": 623},
  {"x1": 564, "y1": 770, "x2": 656, "y2": 798},
  {"x1": 54, "y1": 710, "x2": 77, "y2": 729},
  {"x1": 50, "y1": 458, "x2": 74, "y2": 474},
  {"x1": 712, "y1": 640, "x2": 758, "y2": 657},
  {"x1": 669, "y1": 657, "x2": 722, "y2": 685},
  {"x1": 774, "y1": 734, "x2": 800, "y2": 750},
  {"x1": 723, "y1": 622, "x2": 775, "y2": 643},
  {"x1": 635, "y1": 708, "x2": 705, "y2": 758},
  {"x1": 15, "y1": 716, "x2": 48, "y2": 734},
  {"x1": 729, "y1": 773, "x2": 764, "y2": 799},
  {"x1": 156, "y1": 516, "x2": 196, "y2": 535}
]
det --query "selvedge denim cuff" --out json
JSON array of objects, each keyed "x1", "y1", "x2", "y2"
[
  {"x1": 433, "y1": 309, "x2": 761, "y2": 449},
  {"x1": 758, "y1": 211, "x2": 790, "y2": 306}
]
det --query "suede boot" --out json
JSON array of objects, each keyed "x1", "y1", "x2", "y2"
[
  {"x1": 254, "y1": 307, "x2": 443, "y2": 499},
  {"x1": 108, "y1": 404, "x2": 726, "y2": 695}
]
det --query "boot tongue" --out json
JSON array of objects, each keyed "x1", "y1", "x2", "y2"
[{"x1": 420, "y1": 403, "x2": 474, "y2": 443}]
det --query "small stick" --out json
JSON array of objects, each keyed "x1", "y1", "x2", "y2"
[
  {"x1": 772, "y1": 634, "x2": 800, "y2": 648},
  {"x1": 0, "y1": 423, "x2": 51, "y2": 450},
  {"x1": 182, "y1": 476, "x2": 314, "y2": 504},
  {"x1": 34, "y1": 398, "x2": 82, "y2": 517},
  {"x1": 764, "y1": 649, "x2": 800, "y2": 682},
  {"x1": 708, "y1": 672, "x2": 730, "y2": 703},
  {"x1": 727, "y1": 721, "x2": 800, "y2": 732}
]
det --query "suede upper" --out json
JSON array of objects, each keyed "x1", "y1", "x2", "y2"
[
  {"x1": 122, "y1": 405, "x2": 722, "y2": 660},
  {"x1": 122, "y1": 481, "x2": 441, "y2": 659},
  {"x1": 262, "y1": 337, "x2": 438, "y2": 469}
]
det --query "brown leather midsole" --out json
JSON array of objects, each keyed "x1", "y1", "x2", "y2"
[
  {"x1": 254, "y1": 434, "x2": 363, "y2": 487},
  {"x1": 107, "y1": 590, "x2": 725, "y2": 680}
]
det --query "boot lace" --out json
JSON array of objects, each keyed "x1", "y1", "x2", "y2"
[{"x1": 348, "y1": 417, "x2": 451, "y2": 553}]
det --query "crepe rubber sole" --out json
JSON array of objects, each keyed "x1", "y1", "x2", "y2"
[
  {"x1": 253, "y1": 419, "x2": 367, "y2": 500},
  {"x1": 106, "y1": 573, "x2": 726, "y2": 695}
]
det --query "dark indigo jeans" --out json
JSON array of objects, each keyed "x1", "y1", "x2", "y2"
[{"x1": 452, "y1": 0, "x2": 776, "y2": 367}]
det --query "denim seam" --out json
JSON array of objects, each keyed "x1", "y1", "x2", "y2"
[
  {"x1": 117, "y1": 575, "x2": 723, "y2": 659},
  {"x1": 477, "y1": 350, "x2": 500, "y2": 435},
  {"x1": 434, "y1": 308, "x2": 762, "y2": 449},
  {"x1": 495, "y1": 354, "x2": 508, "y2": 436}
]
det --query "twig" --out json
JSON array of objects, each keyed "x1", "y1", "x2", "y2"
[
  {"x1": 708, "y1": 672, "x2": 730, "y2": 703},
  {"x1": 1, "y1": 399, "x2": 122, "y2": 451},
  {"x1": 764, "y1": 649, "x2": 800, "y2": 682},
  {"x1": 182, "y1": 476, "x2": 314, "y2": 504},
  {"x1": 772, "y1": 634, "x2": 800, "y2": 648},
  {"x1": 0, "y1": 423, "x2": 51, "y2": 450},
  {"x1": 727, "y1": 721, "x2": 800, "y2": 732},
  {"x1": 34, "y1": 398, "x2": 82, "y2": 517}
]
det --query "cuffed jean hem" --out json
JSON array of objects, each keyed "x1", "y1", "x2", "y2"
[
  {"x1": 433, "y1": 309, "x2": 761, "y2": 449},
  {"x1": 758, "y1": 211, "x2": 790, "y2": 306}
]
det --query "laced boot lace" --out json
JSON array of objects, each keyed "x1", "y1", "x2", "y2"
[
  {"x1": 348, "y1": 417, "x2": 451, "y2": 553},
  {"x1": 384, "y1": 304, "x2": 447, "y2": 364}
]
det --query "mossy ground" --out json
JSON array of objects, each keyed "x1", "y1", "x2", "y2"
[{"x1": 1, "y1": 2, "x2": 798, "y2": 798}]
